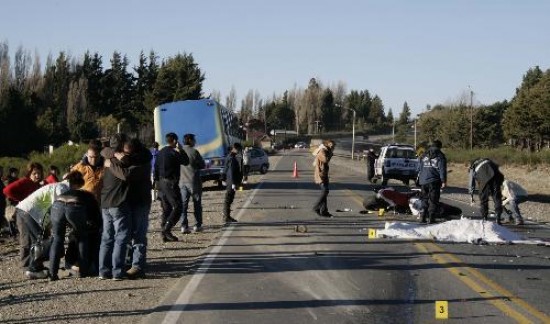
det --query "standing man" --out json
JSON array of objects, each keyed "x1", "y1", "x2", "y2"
[
  {"x1": 108, "y1": 138, "x2": 153, "y2": 279},
  {"x1": 469, "y1": 158, "x2": 504, "y2": 224},
  {"x1": 365, "y1": 148, "x2": 378, "y2": 183},
  {"x1": 179, "y1": 134, "x2": 206, "y2": 234},
  {"x1": 416, "y1": 140, "x2": 447, "y2": 224},
  {"x1": 72, "y1": 140, "x2": 104, "y2": 202},
  {"x1": 99, "y1": 133, "x2": 131, "y2": 280},
  {"x1": 222, "y1": 143, "x2": 243, "y2": 224},
  {"x1": 154, "y1": 133, "x2": 189, "y2": 242},
  {"x1": 312, "y1": 140, "x2": 335, "y2": 217}
]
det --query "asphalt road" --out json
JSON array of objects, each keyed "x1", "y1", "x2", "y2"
[{"x1": 145, "y1": 151, "x2": 550, "y2": 324}]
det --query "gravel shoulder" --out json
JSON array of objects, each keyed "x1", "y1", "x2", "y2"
[{"x1": 0, "y1": 155, "x2": 282, "y2": 324}]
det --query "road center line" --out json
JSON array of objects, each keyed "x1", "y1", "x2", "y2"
[
  {"x1": 424, "y1": 242, "x2": 550, "y2": 323},
  {"x1": 416, "y1": 243, "x2": 533, "y2": 323},
  {"x1": 344, "y1": 187, "x2": 549, "y2": 322}
]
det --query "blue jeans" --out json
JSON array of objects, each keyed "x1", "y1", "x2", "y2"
[
  {"x1": 313, "y1": 182, "x2": 330, "y2": 215},
  {"x1": 99, "y1": 203, "x2": 130, "y2": 278},
  {"x1": 129, "y1": 202, "x2": 151, "y2": 270},
  {"x1": 180, "y1": 184, "x2": 202, "y2": 228},
  {"x1": 49, "y1": 201, "x2": 89, "y2": 278}
]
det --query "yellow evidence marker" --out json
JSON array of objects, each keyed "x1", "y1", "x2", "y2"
[
  {"x1": 378, "y1": 208, "x2": 385, "y2": 217},
  {"x1": 435, "y1": 301, "x2": 449, "y2": 319},
  {"x1": 368, "y1": 228, "x2": 377, "y2": 239}
]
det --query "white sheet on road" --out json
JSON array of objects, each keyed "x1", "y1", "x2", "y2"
[{"x1": 377, "y1": 218, "x2": 547, "y2": 245}]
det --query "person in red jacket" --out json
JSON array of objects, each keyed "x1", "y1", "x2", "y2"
[
  {"x1": 3, "y1": 162, "x2": 44, "y2": 204},
  {"x1": 44, "y1": 165, "x2": 60, "y2": 184},
  {"x1": 3, "y1": 163, "x2": 44, "y2": 238}
]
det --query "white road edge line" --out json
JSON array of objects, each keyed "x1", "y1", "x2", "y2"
[{"x1": 161, "y1": 154, "x2": 285, "y2": 324}]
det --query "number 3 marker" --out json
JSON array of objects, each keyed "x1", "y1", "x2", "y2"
[{"x1": 435, "y1": 301, "x2": 449, "y2": 319}]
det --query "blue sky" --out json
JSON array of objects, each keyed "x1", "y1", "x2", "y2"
[{"x1": 2, "y1": 0, "x2": 549, "y2": 116}]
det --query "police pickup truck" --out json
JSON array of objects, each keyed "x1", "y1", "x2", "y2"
[{"x1": 373, "y1": 144, "x2": 418, "y2": 186}]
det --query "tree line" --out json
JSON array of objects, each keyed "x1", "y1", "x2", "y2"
[
  {"x1": 0, "y1": 41, "x2": 547, "y2": 157},
  {"x1": 415, "y1": 66, "x2": 550, "y2": 151},
  {"x1": 0, "y1": 42, "x2": 204, "y2": 156}
]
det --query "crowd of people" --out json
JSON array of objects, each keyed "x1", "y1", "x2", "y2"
[
  {"x1": 1, "y1": 132, "x2": 247, "y2": 282},
  {"x1": 1, "y1": 135, "x2": 530, "y2": 281}
]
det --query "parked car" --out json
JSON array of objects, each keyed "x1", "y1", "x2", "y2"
[
  {"x1": 373, "y1": 144, "x2": 418, "y2": 186},
  {"x1": 294, "y1": 141, "x2": 308, "y2": 148},
  {"x1": 247, "y1": 147, "x2": 270, "y2": 174}
]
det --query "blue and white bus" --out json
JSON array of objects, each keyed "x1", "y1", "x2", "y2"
[{"x1": 154, "y1": 99, "x2": 243, "y2": 185}]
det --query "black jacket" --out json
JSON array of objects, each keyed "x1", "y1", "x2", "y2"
[
  {"x1": 101, "y1": 156, "x2": 131, "y2": 208},
  {"x1": 224, "y1": 153, "x2": 243, "y2": 186},
  {"x1": 109, "y1": 147, "x2": 153, "y2": 204},
  {"x1": 154, "y1": 146, "x2": 189, "y2": 182}
]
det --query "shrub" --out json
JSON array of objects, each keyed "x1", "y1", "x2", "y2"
[
  {"x1": 1, "y1": 143, "x2": 87, "y2": 178},
  {"x1": 445, "y1": 147, "x2": 550, "y2": 167}
]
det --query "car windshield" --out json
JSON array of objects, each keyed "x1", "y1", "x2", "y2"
[{"x1": 385, "y1": 148, "x2": 416, "y2": 159}]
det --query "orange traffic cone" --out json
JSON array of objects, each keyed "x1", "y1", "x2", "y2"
[{"x1": 292, "y1": 161, "x2": 299, "y2": 178}]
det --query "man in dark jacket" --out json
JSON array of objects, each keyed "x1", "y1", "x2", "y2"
[
  {"x1": 469, "y1": 158, "x2": 504, "y2": 224},
  {"x1": 108, "y1": 138, "x2": 152, "y2": 278},
  {"x1": 416, "y1": 140, "x2": 447, "y2": 224},
  {"x1": 154, "y1": 133, "x2": 189, "y2": 242},
  {"x1": 99, "y1": 133, "x2": 131, "y2": 280},
  {"x1": 179, "y1": 134, "x2": 206, "y2": 234},
  {"x1": 222, "y1": 143, "x2": 243, "y2": 224},
  {"x1": 365, "y1": 148, "x2": 378, "y2": 183}
]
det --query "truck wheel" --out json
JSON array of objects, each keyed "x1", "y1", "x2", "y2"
[{"x1": 260, "y1": 164, "x2": 268, "y2": 174}]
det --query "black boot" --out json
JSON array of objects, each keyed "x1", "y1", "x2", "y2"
[
  {"x1": 223, "y1": 212, "x2": 237, "y2": 224},
  {"x1": 496, "y1": 214, "x2": 502, "y2": 225},
  {"x1": 162, "y1": 223, "x2": 178, "y2": 242},
  {"x1": 420, "y1": 213, "x2": 427, "y2": 224}
]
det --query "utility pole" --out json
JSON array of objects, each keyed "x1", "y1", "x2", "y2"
[
  {"x1": 469, "y1": 86, "x2": 474, "y2": 150},
  {"x1": 414, "y1": 118, "x2": 417, "y2": 149},
  {"x1": 392, "y1": 120, "x2": 396, "y2": 143},
  {"x1": 348, "y1": 108, "x2": 355, "y2": 160},
  {"x1": 346, "y1": 108, "x2": 356, "y2": 160},
  {"x1": 264, "y1": 106, "x2": 267, "y2": 135}
]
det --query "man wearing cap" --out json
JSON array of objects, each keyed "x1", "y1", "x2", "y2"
[
  {"x1": 416, "y1": 140, "x2": 447, "y2": 224},
  {"x1": 179, "y1": 134, "x2": 206, "y2": 234}
]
